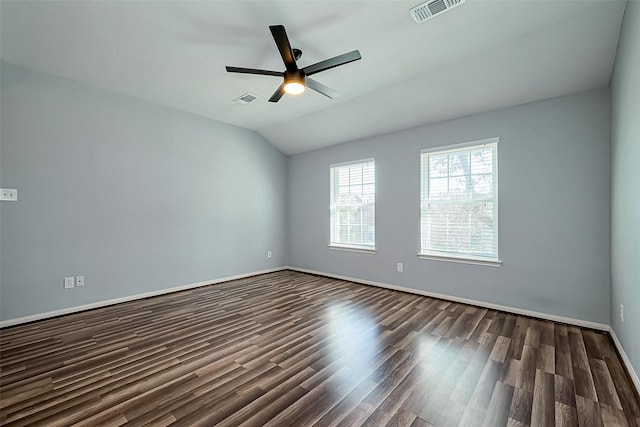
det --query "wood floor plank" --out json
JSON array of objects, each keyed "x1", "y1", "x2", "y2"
[
  {"x1": 1, "y1": 270, "x2": 639, "y2": 426},
  {"x1": 554, "y1": 374, "x2": 577, "y2": 408},
  {"x1": 481, "y1": 381, "x2": 514, "y2": 427},
  {"x1": 599, "y1": 402, "x2": 630, "y2": 427},
  {"x1": 555, "y1": 325, "x2": 574, "y2": 381},
  {"x1": 590, "y1": 357, "x2": 623, "y2": 410},
  {"x1": 385, "y1": 409, "x2": 418, "y2": 427},
  {"x1": 576, "y1": 394, "x2": 604, "y2": 427},
  {"x1": 530, "y1": 368, "x2": 555, "y2": 426},
  {"x1": 555, "y1": 401, "x2": 578, "y2": 427}
]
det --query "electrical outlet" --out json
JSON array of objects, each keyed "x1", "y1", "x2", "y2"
[
  {"x1": 64, "y1": 277, "x2": 75, "y2": 289},
  {"x1": 0, "y1": 188, "x2": 18, "y2": 201},
  {"x1": 267, "y1": 250, "x2": 272, "y2": 258},
  {"x1": 620, "y1": 304, "x2": 624, "y2": 322},
  {"x1": 75, "y1": 275, "x2": 85, "y2": 287},
  {"x1": 396, "y1": 263, "x2": 403, "y2": 273}
]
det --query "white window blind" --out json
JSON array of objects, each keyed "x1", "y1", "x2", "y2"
[
  {"x1": 330, "y1": 159, "x2": 375, "y2": 250},
  {"x1": 420, "y1": 139, "x2": 498, "y2": 261}
]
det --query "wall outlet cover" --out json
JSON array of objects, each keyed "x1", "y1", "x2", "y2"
[
  {"x1": 0, "y1": 188, "x2": 18, "y2": 201},
  {"x1": 75, "y1": 276, "x2": 85, "y2": 287},
  {"x1": 620, "y1": 304, "x2": 624, "y2": 322}
]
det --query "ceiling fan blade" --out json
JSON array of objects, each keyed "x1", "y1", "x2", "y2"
[
  {"x1": 225, "y1": 66, "x2": 282, "y2": 77},
  {"x1": 269, "y1": 25, "x2": 297, "y2": 72},
  {"x1": 302, "y1": 50, "x2": 362, "y2": 76},
  {"x1": 306, "y1": 78, "x2": 339, "y2": 99},
  {"x1": 268, "y1": 83, "x2": 286, "y2": 103}
]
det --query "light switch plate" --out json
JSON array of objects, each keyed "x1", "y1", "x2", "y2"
[
  {"x1": 64, "y1": 277, "x2": 75, "y2": 289},
  {"x1": 1, "y1": 188, "x2": 18, "y2": 201}
]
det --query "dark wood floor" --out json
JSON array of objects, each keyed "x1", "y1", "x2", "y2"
[{"x1": 1, "y1": 271, "x2": 639, "y2": 426}]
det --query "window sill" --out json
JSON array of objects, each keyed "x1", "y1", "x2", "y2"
[
  {"x1": 417, "y1": 252, "x2": 502, "y2": 267},
  {"x1": 328, "y1": 245, "x2": 377, "y2": 254}
]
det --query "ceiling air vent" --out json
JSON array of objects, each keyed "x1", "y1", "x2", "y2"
[
  {"x1": 234, "y1": 93, "x2": 257, "y2": 105},
  {"x1": 410, "y1": 0, "x2": 465, "y2": 24}
]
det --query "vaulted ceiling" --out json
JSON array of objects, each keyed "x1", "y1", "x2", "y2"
[{"x1": 0, "y1": 0, "x2": 626, "y2": 155}]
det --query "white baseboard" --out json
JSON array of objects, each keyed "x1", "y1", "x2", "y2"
[
  {"x1": 285, "y1": 266, "x2": 610, "y2": 331},
  {"x1": 609, "y1": 327, "x2": 640, "y2": 396},
  {"x1": 0, "y1": 267, "x2": 286, "y2": 328}
]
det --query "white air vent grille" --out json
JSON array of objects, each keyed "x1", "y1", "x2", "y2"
[
  {"x1": 428, "y1": 0, "x2": 447, "y2": 15},
  {"x1": 234, "y1": 93, "x2": 257, "y2": 104},
  {"x1": 410, "y1": 0, "x2": 465, "y2": 23}
]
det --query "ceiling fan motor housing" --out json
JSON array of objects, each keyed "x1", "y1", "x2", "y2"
[
  {"x1": 285, "y1": 70, "x2": 305, "y2": 84},
  {"x1": 284, "y1": 70, "x2": 306, "y2": 95}
]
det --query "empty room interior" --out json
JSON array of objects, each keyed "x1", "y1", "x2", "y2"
[{"x1": 1, "y1": 0, "x2": 639, "y2": 426}]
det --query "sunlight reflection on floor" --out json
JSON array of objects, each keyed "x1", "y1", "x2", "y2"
[{"x1": 326, "y1": 302, "x2": 381, "y2": 381}]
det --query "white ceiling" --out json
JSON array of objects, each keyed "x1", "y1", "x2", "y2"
[{"x1": 0, "y1": 0, "x2": 626, "y2": 155}]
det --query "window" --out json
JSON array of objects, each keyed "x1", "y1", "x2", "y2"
[
  {"x1": 420, "y1": 138, "x2": 500, "y2": 266},
  {"x1": 329, "y1": 159, "x2": 375, "y2": 251}
]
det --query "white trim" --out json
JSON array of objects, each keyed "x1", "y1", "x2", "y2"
[
  {"x1": 284, "y1": 266, "x2": 609, "y2": 331},
  {"x1": 329, "y1": 157, "x2": 375, "y2": 168},
  {"x1": 608, "y1": 327, "x2": 640, "y2": 396},
  {"x1": 0, "y1": 267, "x2": 286, "y2": 328},
  {"x1": 420, "y1": 136, "x2": 499, "y2": 154},
  {"x1": 328, "y1": 245, "x2": 377, "y2": 254},
  {"x1": 418, "y1": 252, "x2": 502, "y2": 267}
]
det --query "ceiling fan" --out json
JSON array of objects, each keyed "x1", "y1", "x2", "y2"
[{"x1": 225, "y1": 25, "x2": 362, "y2": 103}]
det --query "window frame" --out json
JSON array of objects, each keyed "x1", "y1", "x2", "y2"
[
  {"x1": 418, "y1": 138, "x2": 501, "y2": 267},
  {"x1": 328, "y1": 158, "x2": 377, "y2": 253}
]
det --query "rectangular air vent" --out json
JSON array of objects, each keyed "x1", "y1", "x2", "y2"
[
  {"x1": 234, "y1": 93, "x2": 257, "y2": 105},
  {"x1": 410, "y1": 0, "x2": 465, "y2": 24}
]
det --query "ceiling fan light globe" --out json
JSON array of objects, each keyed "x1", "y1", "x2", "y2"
[{"x1": 284, "y1": 81, "x2": 305, "y2": 95}]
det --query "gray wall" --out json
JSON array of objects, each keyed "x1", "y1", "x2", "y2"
[
  {"x1": 0, "y1": 62, "x2": 286, "y2": 321},
  {"x1": 611, "y1": 0, "x2": 640, "y2": 381},
  {"x1": 288, "y1": 88, "x2": 611, "y2": 324}
]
